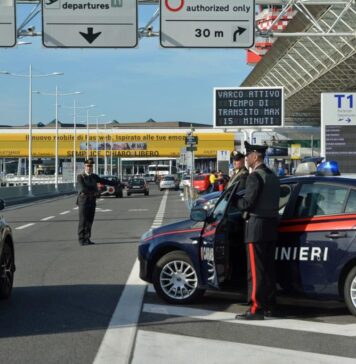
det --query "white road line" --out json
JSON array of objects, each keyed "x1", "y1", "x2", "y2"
[
  {"x1": 142, "y1": 304, "x2": 356, "y2": 337},
  {"x1": 40, "y1": 216, "x2": 55, "y2": 221},
  {"x1": 73, "y1": 207, "x2": 79, "y2": 210},
  {"x1": 94, "y1": 191, "x2": 169, "y2": 364},
  {"x1": 59, "y1": 211, "x2": 70, "y2": 215},
  {"x1": 129, "y1": 209, "x2": 149, "y2": 212},
  {"x1": 93, "y1": 260, "x2": 147, "y2": 364},
  {"x1": 15, "y1": 223, "x2": 35, "y2": 230},
  {"x1": 132, "y1": 330, "x2": 356, "y2": 364}
]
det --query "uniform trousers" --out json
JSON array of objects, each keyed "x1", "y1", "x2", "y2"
[
  {"x1": 77, "y1": 196, "x2": 96, "y2": 243},
  {"x1": 246, "y1": 240, "x2": 276, "y2": 314}
]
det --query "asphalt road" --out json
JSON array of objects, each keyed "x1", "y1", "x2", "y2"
[{"x1": 0, "y1": 185, "x2": 355, "y2": 363}]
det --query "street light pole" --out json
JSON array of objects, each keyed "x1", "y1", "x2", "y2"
[
  {"x1": 0, "y1": 65, "x2": 63, "y2": 195},
  {"x1": 28, "y1": 64, "x2": 33, "y2": 195},
  {"x1": 34, "y1": 88, "x2": 81, "y2": 191},
  {"x1": 73, "y1": 99, "x2": 77, "y2": 187}
]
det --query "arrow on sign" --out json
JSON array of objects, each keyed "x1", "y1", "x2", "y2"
[
  {"x1": 79, "y1": 27, "x2": 102, "y2": 44},
  {"x1": 233, "y1": 27, "x2": 246, "y2": 42}
]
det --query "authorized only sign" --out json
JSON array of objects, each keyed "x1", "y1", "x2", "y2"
[
  {"x1": 160, "y1": 0, "x2": 255, "y2": 48},
  {"x1": 42, "y1": 0, "x2": 137, "y2": 48},
  {"x1": 214, "y1": 87, "x2": 284, "y2": 127}
]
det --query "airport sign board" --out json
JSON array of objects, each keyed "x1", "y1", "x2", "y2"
[
  {"x1": 321, "y1": 92, "x2": 356, "y2": 173},
  {"x1": 160, "y1": 0, "x2": 255, "y2": 48},
  {"x1": 214, "y1": 87, "x2": 284, "y2": 128},
  {"x1": 0, "y1": 0, "x2": 16, "y2": 47},
  {"x1": 42, "y1": 0, "x2": 138, "y2": 48}
]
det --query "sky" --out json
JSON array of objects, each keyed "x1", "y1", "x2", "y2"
[{"x1": 0, "y1": 3, "x2": 253, "y2": 127}]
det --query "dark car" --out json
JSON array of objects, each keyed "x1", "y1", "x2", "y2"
[
  {"x1": 0, "y1": 199, "x2": 15, "y2": 299},
  {"x1": 97, "y1": 175, "x2": 123, "y2": 198},
  {"x1": 127, "y1": 177, "x2": 149, "y2": 196},
  {"x1": 138, "y1": 176, "x2": 356, "y2": 316}
]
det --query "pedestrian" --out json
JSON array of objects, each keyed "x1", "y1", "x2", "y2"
[
  {"x1": 209, "y1": 170, "x2": 217, "y2": 193},
  {"x1": 227, "y1": 151, "x2": 249, "y2": 190},
  {"x1": 235, "y1": 141, "x2": 280, "y2": 320},
  {"x1": 76, "y1": 158, "x2": 117, "y2": 246}
]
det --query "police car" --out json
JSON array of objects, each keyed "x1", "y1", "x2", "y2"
[{"x1": 138, "y1": 174, "x2": 356, "y2": 316}]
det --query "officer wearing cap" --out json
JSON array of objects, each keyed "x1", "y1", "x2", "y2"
[
  {"x1": 227, "y1": 151, "x2": 249, "y2": 190},
  {"x1": 235, "y1": 141, "x2": 279, "y2": 320},
  {"x1": 76, "y1": 158, "x2": 117, "y2": 246}
]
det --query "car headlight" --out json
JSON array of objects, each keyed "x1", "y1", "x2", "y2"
[{"x1": 140, "y1": 229, "x2": 154, "y2": 243}]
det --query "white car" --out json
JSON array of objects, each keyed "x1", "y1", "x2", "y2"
[
  {"x1": 179, "y1": 175, "x2": 191, "y2": 190},
  {"x1": 160, "y1": 175, "x2": 178, "y2": 191}
]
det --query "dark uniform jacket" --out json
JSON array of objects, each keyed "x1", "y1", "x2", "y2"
[
  {"x1": 76, "y1": 173, "x2": 116, "y2": 204},
  {"x1": 227, "y1": 166, "x2": 249, "y2": 191},
  {"x1": 237, "y1": 164, "x2": 279, "y2": 243}
]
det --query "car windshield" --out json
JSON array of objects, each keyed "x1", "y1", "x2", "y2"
[
  {"x1": 164, "y1": 176, "x2": 174, "y2": 181},
  {"x1": 194, "y1": 175, "x2": 206, "y2": 181},
  {"x1": 131, "y1": 179, "x2": 144, "y2": 186}
]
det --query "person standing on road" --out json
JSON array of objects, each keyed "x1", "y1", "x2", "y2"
[
  {"x1": 209, "y1": 170, "x2": 217, "y2": 193},
  {"x1": 227, "y1": 151, "x2": 249, "y2": 191},
  {"x1": 76, "y1": 158, "x2": 117, "y2": 246},
  {"x1": 235, "y1": 141, "x2": 280, "y2": 320}
]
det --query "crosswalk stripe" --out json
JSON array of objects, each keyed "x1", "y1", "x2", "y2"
[
  {"x1": 132, "y1": 330, "x2": 356, "y2": 364},
  {"x1": 142, "y1": 303, "x2": 356, "y2": 337}
]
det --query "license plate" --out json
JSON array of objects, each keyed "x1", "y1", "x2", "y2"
[{"x1": 133, "y1": 186, "x2": 140, "y2": 189}]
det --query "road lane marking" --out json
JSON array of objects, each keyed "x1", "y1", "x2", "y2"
[
  {"x1": 15, "y1": 223, "x2": 35, "y2": 230},
  {"x1": 94, "y1": 191, "x2": 169, "y2": 364},
  {"x1": 59, "y1": 211, "x2": 70, "y2": 215},
  {"x1": 132, "y1": 330, "x2": 356, "y2": 364},
  {"x1": 142, "y1": 304, "x2": 356, "y2": 337},
  {"x1": 73, "y1": 207, "x2": 78, "y2": 210},
  {"x1": 40, "y1": 216, "x2": 55, "y2": 221},
  {"x1": 129, "y1": 209, "x2": 149, "y2": 212},
  {"x1": 93, "y1": 259, "x2": 147, "y2": 364}
]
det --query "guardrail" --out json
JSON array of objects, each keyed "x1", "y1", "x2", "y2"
[
  {"x1": 0, "y1": 182, "x2": 76, "y2": 206},
  {"x1": 0, "y1": 175, "x2": 67, "y2": 187}
]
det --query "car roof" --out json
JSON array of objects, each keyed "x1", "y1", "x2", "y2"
[{"x1": 280, "y1": 175, "x2": 356, "y2": 186}]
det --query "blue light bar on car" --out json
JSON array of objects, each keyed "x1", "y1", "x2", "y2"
[{"x1": 316, "y1": 161, "x2": 341, "y2": 176}]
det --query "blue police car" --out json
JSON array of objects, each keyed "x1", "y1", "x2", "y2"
[{"x1": 138, "y1": 175, "x2": 356, "y2": 316}]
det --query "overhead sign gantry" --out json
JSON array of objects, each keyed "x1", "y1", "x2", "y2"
[
  {"x1": 0, "y1": 0, "x2": 16, "y2": 48},
  {"x1": 160, "y1": 0, "x2": 255, "y2": 48},
  {"x1": 42, "y1": 0, "x2": 138, "y2": 48}
]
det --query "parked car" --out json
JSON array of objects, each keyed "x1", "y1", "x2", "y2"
[
  {"x1": 0, "y1": 199, "x2": 15, "y2": 299},
  {"x1": 192, "y1": 174, "x2": 211, "y2": 193},
  {"x1": 127, "y1": 177, "x2": 149, "y2": 196},
  {"x1": 159, "y1": 175, "x2": 179, "y2": 191},
  {"x1": 143, "y1": 174, "x2": 155, "y2": 183},
  {"x1": 97, "y1": 175, "x2": 123, "y2": 198},
  {"x1": 139, "y1": 175, "x2": 356, "y2": 316},
  {"x1": 179, "y1": 175, "x2": 191, "y2": 190}
]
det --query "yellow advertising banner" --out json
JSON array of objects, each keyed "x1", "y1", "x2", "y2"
[{"x1": 0, "y1": 132, "x2": 234, "y2": 158}]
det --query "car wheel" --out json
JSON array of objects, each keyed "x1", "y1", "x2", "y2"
[
  {"x1": 127, "y1": 193, "x2": 131, "y2": 196},
  {"x1": 145, "y1": 191, "x2": 149, "y2": 196},
  {"x1": 344, "y1": 266, "x2": 356, "y2": 316},
  {"x1": 160, "y1": 189, "x2": 163, "y2": 191},
  {"x1": 153, "y1": 251, "x2": 205, "y2": 304},
  {"x1": 0, "y1": 243, "x2": 14, "y2": 299}
]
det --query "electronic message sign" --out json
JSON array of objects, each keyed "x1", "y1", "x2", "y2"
[{"x1": 214, "y1": 87, "x2": 284, "y2": 128}]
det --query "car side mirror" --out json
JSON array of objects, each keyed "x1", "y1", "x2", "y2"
[
  {"x1": 190, "y1": 208, "x2": 208, "y2": 222},
  {"x1": 0, "y1": 199, "x2": 5, "y2": 211}
]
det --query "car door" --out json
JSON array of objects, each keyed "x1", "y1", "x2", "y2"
[
  {"x1": 277, "y1": 181, "x2": 355, "y2": 295},
  {"x1": 200, "y1": 183, "x2": 240, "y2": 288}
]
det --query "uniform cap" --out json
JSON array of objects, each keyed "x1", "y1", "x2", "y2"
[
  {"x1": 244, "y1": 141, "x2": 268, "y2": 156},
  {"x1": 84, "y1": 158, "x2": 95, "y2": 165},
  {"x1": 232, "y1": 151, "x2": 245, "y2": 161}
]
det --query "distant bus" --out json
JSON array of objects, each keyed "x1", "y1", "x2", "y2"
[{"x1": 147, "y1": 164, "x2": 170, "y2": 176}]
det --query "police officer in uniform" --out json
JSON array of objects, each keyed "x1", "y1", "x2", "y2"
[
  {"x1": 227, "y1": 151, "x2": 249, "y2": 190},
  {"x1": 235, "y1": 141, "x2": 280, "y2": 320},
  {"x1": 76, "y1": 158, "x2": 117, "y2": 246}
]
